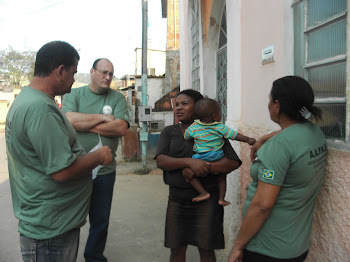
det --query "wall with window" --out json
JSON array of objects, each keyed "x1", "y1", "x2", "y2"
[
  {"x1": 293, "y1": 0, "x2": 348, "y2": 140},
  {"x1": 179, "y1": 0, "x2": 350, "y2": 260},
  {"x1": 237, "y1": 0, "x2": 350, "y2": 261}
]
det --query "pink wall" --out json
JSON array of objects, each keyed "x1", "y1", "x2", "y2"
[
  {"x1": 238, "y1": 1, "x2": 350, "y2": 260},
  {"x1": 240, "y1": 0, "x2": 292, "y2": 129},
  {"x1": 309, "y1": 148, "x2": 350, "y2": 261}
]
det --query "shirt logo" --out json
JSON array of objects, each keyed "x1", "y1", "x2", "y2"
[
  {"x1": 103, "y1": 105, "x2": 112, "y2": 115},
  {"x1": 263, "y1": 169, "x2": 274, "y2": 180}
]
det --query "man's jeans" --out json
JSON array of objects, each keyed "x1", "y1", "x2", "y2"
[
  {"x1": 84, "y1": 172, "x2": 116, "y2": 262},
  {"x1": 20, "y1": 228, "x2": 80, "y2": 262}
]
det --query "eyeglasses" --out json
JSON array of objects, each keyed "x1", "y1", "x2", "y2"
[{"x1": 94, "y1": 68, "x2": 114, "y2": 79}]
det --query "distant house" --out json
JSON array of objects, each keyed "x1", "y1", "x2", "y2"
[
  {"x1": 119, "y1": 1, "x2": 179, "y2": 160},
  {"x1": 134, "y1": 48, "x2": 166, "y2": 77},
  {"x1": 118, "y1": 75, "x2": 135, "y2": 90},
  {"x1": 0, "y1": 75, "x2": 10, "y2": 91},
  {"x1": 0, "y1": 88, "x2": 21, "y2": 124},
  {"x1": 71, "y1": 73, "x2": 91, "y2": 89}
]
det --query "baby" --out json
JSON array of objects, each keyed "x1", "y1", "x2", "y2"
[{"x1": 184, "y1": 98, "x2": 256, "y2": 205}]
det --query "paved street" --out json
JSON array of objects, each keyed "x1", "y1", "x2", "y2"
[{"x1": 0, "y1": 133, "x2": 228, "y2": 262}]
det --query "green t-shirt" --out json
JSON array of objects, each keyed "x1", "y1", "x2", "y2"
[
  {"x1": 243, "y1": 122, "x2": 327, "y2": 258},
  {"x1": 5, "y1": 86, "x2": 91, "y2": 240},
  {"x1": 62, "y1": 85, "x2": 129, "y2": 175}
]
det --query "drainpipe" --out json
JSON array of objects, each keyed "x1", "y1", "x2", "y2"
[
  {"x1": 127, "y1": 86, "x2": 133, "y2": 122},
  {"x1": 141, "y1": 0, "x2": 148, "y2": 170}
]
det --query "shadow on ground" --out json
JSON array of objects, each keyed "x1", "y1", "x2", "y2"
[{"x1": 0, "y1": 159, "x2": 229, "y2": 262}]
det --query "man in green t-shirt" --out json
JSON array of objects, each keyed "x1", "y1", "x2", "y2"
[
  {"x1": 5, "y1": 41, "x2": 113, "y2": 262},
  {"x1": 62, "y1": 58, "x2": 129, "y2": 262}
]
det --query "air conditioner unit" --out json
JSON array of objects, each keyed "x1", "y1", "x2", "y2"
[{"x1": 149, "y1": 120, "x2": 165, "y2": 132}]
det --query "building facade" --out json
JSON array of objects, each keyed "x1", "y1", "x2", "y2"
[{"x1": 179, "y1": 0, "x2": 350, "y2": 261}]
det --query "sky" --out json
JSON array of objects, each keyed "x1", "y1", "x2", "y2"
[{"x1": 0, "y1": 0, "x2": 167, "y2": 77}]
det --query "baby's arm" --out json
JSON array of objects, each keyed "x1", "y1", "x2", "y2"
[
  {"x1": 250, "y1": 130, "x2": 280, "y2": 161},
  {"x1": 183, "y1": 126, "x2": 193, "y2": 140},
  {"x1": 235, "y1": 133, "x2": 256, "y2": 145},
  {"x1": 220, "y1": 124, "x2": 256, "y2": 145}
]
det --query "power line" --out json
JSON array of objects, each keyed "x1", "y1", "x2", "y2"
[{"x1": 0, "y1": 0, "x2": 66, "y2": 23}]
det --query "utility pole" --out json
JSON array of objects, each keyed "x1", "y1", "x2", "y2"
[{"x1": 140, "y1": 0, "x2": 149, "y2": 170}]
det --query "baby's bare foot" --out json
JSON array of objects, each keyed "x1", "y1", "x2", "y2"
[
  {"x1": 218, "y1": 199, "x2": 231, "y2": 206},
  {"x1": 192, "y1": 193, "x2": 210, "y2": 202}
]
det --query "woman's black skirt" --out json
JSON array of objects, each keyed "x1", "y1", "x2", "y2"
[{"x1": 164, "y1": 196, "x2": 224, "y2": 250}]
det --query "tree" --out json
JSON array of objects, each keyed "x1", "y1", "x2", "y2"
[{"x1": 0, "y1": 46, "x2": 36, "y2": 89}]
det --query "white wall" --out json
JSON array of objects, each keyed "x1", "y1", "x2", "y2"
[
  {"x1": 0, "y1": 89, "x2": 21, "y2": 123},
  {"x1": 179, "y1": 0, "x2": 191, "y2": 90},
  {"x1": 153, "y1": 111, "x2": 174, "y2": 127},
  {"x1": 224, "y1": 0, "x2": 243, "y2": 252},
  {"x1": 226, "y1": 0, "x2": 242, "y2": 122},
  {"x1": 135, "y1": 77, "x2": 165, "y2": 108}
]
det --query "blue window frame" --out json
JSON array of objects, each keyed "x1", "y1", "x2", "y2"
[{"x1": 293, "y1": 0, "x2": 347, "y2": 139}]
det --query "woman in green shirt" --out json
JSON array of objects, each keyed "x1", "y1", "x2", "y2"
[{"x1": 229, "y1": 76, "x2": 327, "y2": 262}]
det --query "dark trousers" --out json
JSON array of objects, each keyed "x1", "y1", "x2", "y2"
[
  {"x1": 243, "y1": 249, "x2": 309, "y2": 262},
  {"x1": 84, "y1": 172, "x2": 116, "y2": 262}
]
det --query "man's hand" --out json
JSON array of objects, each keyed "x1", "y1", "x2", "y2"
[
  {"x1": 51, "y1": 145, "x2": 113, "y2": 183},
  {"x1": 89, "y1": 119, "x2": 128, "y2": 137},
  {"x1": 95, "y1": 146, "x2": 113, "y2": 165},
  {"x1": 65, "y1": 112, "x2": 112, "y2": 132},
  {"x1": 102, "y1": 114, "x2": 114, "y2": 123}
]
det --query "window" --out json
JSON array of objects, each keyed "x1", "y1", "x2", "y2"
[
  {"x1": 149, "y1": 120, "x2": 165, "y2": 132},
  {"x1": 293, "y1": 0, "x2": 347, "y2": 139},
  {"x1": 217, "y1": 6, "x2": 227, "y2": 122},
  {"x1": 191, "y1": 0, "x2": 200, "y2": 91}
]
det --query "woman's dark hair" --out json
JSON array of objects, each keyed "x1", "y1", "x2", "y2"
[
  {"x1": 176, "y1": 89, "x2": 204, "y2": 104},
  {"x1": 34, "y1": 41, "x2": 80, "y2": 77},
  {"x1": 271, "y1": 76, "x2": 322, "y2": 121}
]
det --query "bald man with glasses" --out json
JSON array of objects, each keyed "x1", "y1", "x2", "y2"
[{"x1": 63, "y1": 58, "x2": 129, "y2": 262}]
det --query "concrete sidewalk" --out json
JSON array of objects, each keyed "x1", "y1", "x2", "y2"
[{"x1": 0, "y1": 159, "x2": 229, "y2": 262}]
